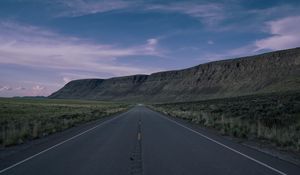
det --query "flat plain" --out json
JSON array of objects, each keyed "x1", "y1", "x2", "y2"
[
  {"x1": 151, "y1": 91, "x2": 300, "y2": 152},
  {"x1": 0, "y1": 98, "x2": 129, "y2": 147}
]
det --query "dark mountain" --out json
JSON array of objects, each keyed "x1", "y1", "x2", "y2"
[{"x1": 49, "y1": 47, "x2": 300, "y2": 102}]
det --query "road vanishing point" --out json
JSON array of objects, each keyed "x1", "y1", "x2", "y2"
[{"x1": 1, "y1": 106, "x2": 300, "y2": 175}]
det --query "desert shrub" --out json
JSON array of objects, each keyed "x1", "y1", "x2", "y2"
[
  {"x1": 151, "y1": 91, "x2": 300, "y2": 152},
  {"x1": 0, "y1": 98, "x2": 129, "y2": 147}
]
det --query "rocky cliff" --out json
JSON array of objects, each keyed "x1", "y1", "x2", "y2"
[{"x1": 49, "y1": 47, "x2": 300, "y2": 102}]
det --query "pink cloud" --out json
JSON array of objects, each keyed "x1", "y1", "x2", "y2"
[
  {"x1": 0, "y1": 22, "x2": 163, "y2": 77},
  {"x1": 255, "y1": 16, "x2": 300, "y2": 51}
]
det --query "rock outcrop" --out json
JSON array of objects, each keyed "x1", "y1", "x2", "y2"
[{"x1": 49, "y1": 47, "x2": 300, "y2": 102}]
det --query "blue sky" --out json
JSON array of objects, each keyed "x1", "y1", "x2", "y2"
[{"x1": 0, "y1": 0, "x2": 300, "y2": 97}]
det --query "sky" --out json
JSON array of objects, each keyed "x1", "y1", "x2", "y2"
[{"x1": 0, "y1": 0, "x2": 300, "y2": 97}]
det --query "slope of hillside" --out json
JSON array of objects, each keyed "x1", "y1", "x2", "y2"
[{"x1": 49, "y1": 47, "x2": 300, "y2": 102}]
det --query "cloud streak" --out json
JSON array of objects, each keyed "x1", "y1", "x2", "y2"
[
  {"x1": 56, "y1": 0, "x2": 134, "y2": 17},
  {"x1": 0, "y1": 86, "x2": 26, "y2": 92},
  {"x1": 145, "y1": 2, "x2": 225, "y2": 26},
  {"x1": 0, "y1": 21, "x2": 163, "y2": 76},
  {"x1": 54, "y1": 0, "x2": 226, "y2": 27},
  {"x1": 0, "y1": 86, "x2": 13, "y2": 91}
]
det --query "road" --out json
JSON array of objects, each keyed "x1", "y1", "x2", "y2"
[{"x1": 0, "y1": 106, "x2": 299, "y2": 175}]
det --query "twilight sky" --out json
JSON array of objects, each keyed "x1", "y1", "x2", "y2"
[{"x1": 1, "y1": 0, "x2": 300, "y2": 97}]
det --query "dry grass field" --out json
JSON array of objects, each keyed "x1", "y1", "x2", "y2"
[
  {"x1": 0, "y1": 98, "x2": 130, "y2": 147},
  {"x1": 151, "y1": 92, "x2": 300, "y2": 152}
]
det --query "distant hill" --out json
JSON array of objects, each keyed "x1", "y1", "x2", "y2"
[{"x1": 49, "y1": 47, "x2": 300, "y2": 102}]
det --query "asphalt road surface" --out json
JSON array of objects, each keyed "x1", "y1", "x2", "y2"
[{"x1": 1, "y1": 106, "x2": 300, "y2": 175}]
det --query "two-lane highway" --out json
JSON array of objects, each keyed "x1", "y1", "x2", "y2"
[{"x1": 1, "y1": 106, "x2": 300, "y2": 175}]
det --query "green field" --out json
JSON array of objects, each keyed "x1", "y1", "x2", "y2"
[
  {"x1": 150, "y1": 92, "x2": 300, "y2": 152},
  {"x1": 0, "y1": 98, "x2": 130, "y2": 147}
]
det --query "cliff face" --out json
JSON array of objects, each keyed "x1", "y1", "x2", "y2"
[{"x1": 49, "y1": 48, "x2": 300, "y2": 102}]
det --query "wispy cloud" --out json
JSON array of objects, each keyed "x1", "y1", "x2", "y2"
[
  {"x1": 56, "y1": 0, "x2": 225, "y2": 24},
  {"x1": 16, "y1": 87, "x2": 26, "y2": 90},
  {"x1": 199, "y1": 15, "x2": 300, "y2": 62},
  {"x1": 145, "y1": 38, "x2": 159, "y2": 52},
  {"x1": 56, "y1": 0, "x2": 134, "y2": 17},
  {"x1": 207, "y1": 40, "x2": 214, "y2": 45},
  {"x1": 198, "y1": 44, "x2": 258, "y2": 63},
  {"x1": 0, "y1": 86, "x2": 13, "y2": 91},
  {"x1": 32, "y1": 85, "x2": 45, "y2": 91},
  {"x1": 0, "y1": 86, "x2": 26, "y2": 92},
  {"x1": 0, "y1": 21, "x2": 163, "y2": 76},
  {"x1": 146, "y1": 2, "x2": 225, "y2": 26},
  {"x1": 255, "y1": 16, "x2": 300, "y2": 51},
  {"x1": 246, "y1": 4, "x2": 300, "y2": 19},
  {"x1": 31, "y1": 85, "x2": 47, "y2": 96}
]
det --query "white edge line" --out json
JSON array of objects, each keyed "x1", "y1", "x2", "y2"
[
  {"x1": 0, "y1": 110, "x2": 130, "y2": 174},
  {"x1": 159, "y1": 113, "x2": 287, "y2": 175}
]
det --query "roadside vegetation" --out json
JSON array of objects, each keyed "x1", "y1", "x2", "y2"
[
  {"x1": 0, "y1": 98, "x2": 130, "y2": 147},
  {"x1": 150, "y1": 92, "x2": 300, "y2": 152}
]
